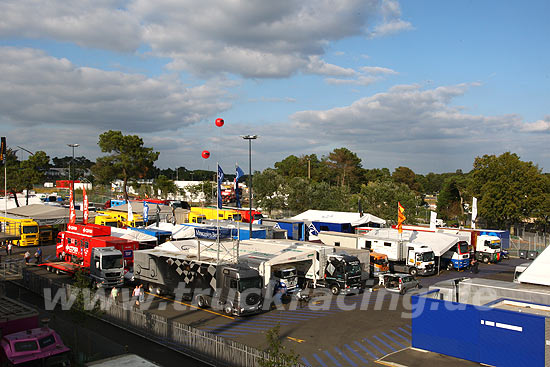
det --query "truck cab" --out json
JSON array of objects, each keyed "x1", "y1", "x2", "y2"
[
  {"x1": 513, "y1": 262, "x2": 531, "y2": 283},
  {"x1": 213, "y1": 264, "x2": 263, "y2": 316},
  {"x1": 324, "y1": 254, "x2": 363, "y2": 295},
  {"x1": 272, "y1": 266, "x2": 299, "y2": 294},
  {"x1": 370, "y1": 252, "x2": 389, "y2": 276},
  {"x1": 441, "y1": 241, "x2": 470, "y2": 270},
  {"x1": 402, "y1": 244, "x2": 436, "y2": 276},
  {"x1": 475, "y1": 235, "x2": 501, "y2": 263},
  {"x1": 89, "y1": 247, "x2": 124, "y2": 288}
]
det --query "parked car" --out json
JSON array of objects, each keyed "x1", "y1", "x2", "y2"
[{"x1": 378, "y1": 273, "x2": 421, "y2": 294}]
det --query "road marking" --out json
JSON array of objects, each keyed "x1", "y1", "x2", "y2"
[
  {"x1": 313, "y1": 353, "x2": 329, "y2": 367},
  {"x1": 287, "y1": 336, "x2": 305, "y2": 343},
  {"x1": 323, "y1": 350, "x2": 343, "y2": 367},
  {"x1": 145, "y1": 292, "x2": 235, "y2": 320},
  {"x1": 354, "y1": 341, "x2": 377, "y2": 360},
  {"x1": 373, "y1": 335, "x2": 396, "y2": 352}
]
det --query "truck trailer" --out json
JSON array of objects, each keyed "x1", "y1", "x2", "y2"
[{"x1": 133, "y1": 247, "x2": 263, "y2": 316}]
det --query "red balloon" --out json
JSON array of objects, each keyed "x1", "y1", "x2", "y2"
[
  {"x1": 215, "y1": 118, "x2": 224, "y2": 127},
  {"x1": 201, "y1": 150, "x2": 210, "y2": 159}
]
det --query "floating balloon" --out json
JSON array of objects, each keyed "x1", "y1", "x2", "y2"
[
  {"x1": 202, "y1": 150, "x2": 210, "y2": 159},
  {"x1": 215, "y1": 118, "x2": 224, "y2": 127}
]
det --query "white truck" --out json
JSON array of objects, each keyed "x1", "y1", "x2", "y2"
[
  {"x1": 474, "y1": 234, "x2": 501, "y2": 263},
  {"x1": 440, "y1": 241, "x2": 471, "y2": 270},
  {"x1": 362, "y1": 229, "x2": 436, "y2": 276}
]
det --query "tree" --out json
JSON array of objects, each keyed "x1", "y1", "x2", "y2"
[
  {"x1": 154, "y1": 175, "x2": 178, "y2": 199},
  {"x1": 259, "y1": 324, "x2": 300, "y2": 367},
  {"x1": 436, "y1": 177, "x2": 463, "y2": 223},
  {"x1": 0, "y1": 149, "x2": 22, "y2": 207},
  {"x1": 19, "y1": 151, "x2": 51, "y2": 204},
  {"x1": 469, "y1": 152, "x2": 546, "y2": 229},
  {"x1": 364, "y1": 168, "x2": 391, "y2": 184},
  {"x1": 92, "y1": 131, "x2": 159, "y2": 201},
  {"x1": 323, "y1": 148, "x2": 363, "y2": 188},
  {"x1": 392, "y1": 166, "x2": 422, "y2": 193},
  {"x1": 253, "y1": 169, "x2": 287, "y2": 215},
  {"x1": 358, "y1": 181, "x2": 418, "y2": 224}
]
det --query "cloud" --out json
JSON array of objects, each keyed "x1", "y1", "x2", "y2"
[
  {"x1": 0, "y1": 47, "x2": 232, "y2": 132},
  {"x1": 305, "y1": 56, "x2": 357, "y2": 77},
  {"x1": 0, "y1": 0, "x2": 141, "y2": 52},
  {"x1": 368, "y1": 0, "x2": 413, "y2": 38},
  {"x1": 520, "y1": 116, "x2": 550, "y2": 132},
  {"x1": 361, "y1": 66, "x2": 398, "y2": 75}
]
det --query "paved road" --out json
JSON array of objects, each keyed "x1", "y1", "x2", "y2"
[{"x1": 17, "y1": 243, "x2": 525, "y2": 367}]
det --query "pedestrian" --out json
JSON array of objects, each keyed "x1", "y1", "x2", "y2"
[
  {"x1": 470, "y1": 258, "x2": 479, "y2": 274},
  {"x1": 7, "y1": 241, "x2": 12, "y2": 256},
  {"x1": 4, "y1": 241, "x2": 8, "y2": 255},
  {"x1": 132, "y1": 285, "x2": 141, "y2": 306},
  {"x1": 138, "y1": 284, "x2": 145, "y2": 304},
  {"x1": 111, "y1": 287, "x2": 119, "y2": 302},
  {"x1": 35, "y1": 247, "x2": 42, "y2": 264},
  {"x1": 24, "y1": 251, "x2": 31, "y2": 264}
]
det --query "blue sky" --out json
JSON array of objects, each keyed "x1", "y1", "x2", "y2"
[{"x1": 0, "y1": 0, "x2": 548, "y2": 174}]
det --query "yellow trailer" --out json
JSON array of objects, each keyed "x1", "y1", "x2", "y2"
[{"x1": 190, "y1": 207, "x2": 242, "y2": 221}]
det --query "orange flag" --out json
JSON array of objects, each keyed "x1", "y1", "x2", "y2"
[
  {"x1": 397, "y1": 202, "x2": 406, "y2": 234},
  {"x1": 69, "y1": 184, "x2": 76, "y2": 224},
  {"x1": 83, "y1": 186, "x2": 89, "y2": 225}
]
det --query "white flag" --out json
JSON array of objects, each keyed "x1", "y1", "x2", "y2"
[
  {"x1": 127, "y1": 200, "x2": 134, "y2": 223},
  {"x1": 471, "y1": 197, "x2": 477, "y2": 229},
  {"x1": 429, "y1": 211, "x2": 437, "y2": 230}
]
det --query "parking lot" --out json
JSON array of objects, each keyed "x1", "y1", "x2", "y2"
[{"x1": 21, "y1": 244, "x2": 528, "y2": 367}]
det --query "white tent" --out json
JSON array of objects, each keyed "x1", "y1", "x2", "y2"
[
  {"x1": 517, "y1": 246, "x2": 550, "y2": 286},
  {"x1": 110, "y1": 227, "x2": 157, "y2": 243},
  {"x1": 291, "y1": 210, "x2": 386, "y2": 226},
  {"x1": 363, "y1": 228, "x2": 459, "y2": 256}
]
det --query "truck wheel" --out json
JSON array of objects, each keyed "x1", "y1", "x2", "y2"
[
  {"x1": 409, "y1": 267, "x2": 418, "y2": 276},
  {"x1": 446, "y1": 262, "x2": 454, "y2": 271},
  {"x1": 55, "y1": 268, "x2": 61, "y2": 275},
  {"x1": 197, "y1": 295, "x2": 206, "y2": 308},
  {"x1": 330, "y1": 284, "x2": 340, "y2": 295},
  {"x1": 482, "y1": 256, "x2": 490, "y2": 264},
  {"x1": 46, "y1": 266, "x2": 52, "y2": 272}
]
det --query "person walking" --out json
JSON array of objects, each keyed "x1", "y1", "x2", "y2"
[
  {"x1": 132, "y1": 285, "x2": 141, "y2": 306},
  {"x1": 24, "y1": 251, "x2": 31, "y2": 264},
  {"x1": 138, "y1": 284, "x2": 145, "y2": 304},
  {"x1": 4, "y1": 241, "x2": 8, "y2": 255},
  {"x1": 7, "y1": 241, "x2": 12, "y2": 256},
  {"x1": 470, "y1": 258, "x2": 479, "y2": 274},
  {"x1": 111, "y1": 287, "x2": 119, "y2": 303},
  {"x1": 35, "y1": 247, "x2": 42, "y2": 264}
]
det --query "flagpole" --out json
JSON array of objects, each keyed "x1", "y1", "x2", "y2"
[{"x1": 216, "y1": 162, "x2": 220, "y2": 263}]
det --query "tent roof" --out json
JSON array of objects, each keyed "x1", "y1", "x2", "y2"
[
  {"x1": 7, "y1": 204, "x2": 94, "y2": 225},
  {"x1": 518, "y1": 246, "x2": 550, "y2": 286},
  {"x1": 291, "y1": 210, "x2": 386, "y2": 226},
  {"x1": 110, "y1": 227, "x2": 157, "y2": 243},
  {"x1": 108, "y1": 203, "x2": 184, "y2": 214},
  {"x1": 363, "y1": 228, "x2": 459, "y2": 256}
]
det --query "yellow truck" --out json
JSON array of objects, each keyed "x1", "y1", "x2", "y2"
[
  {"x1": 0, "y1": 215, "x2": 39, "y2": 246},
  {"x1": 97, "y1": 210, "x2": 144, "y2": 227},
  {"x1": 94, "y1": 213, "x2": 120, "y2": 227},
  {"x1": 39, "y1": 225, "x2": 54, "y2": 244},
  {"x1": 190, "y1": 207, "x2": 242, "y2": 221}
]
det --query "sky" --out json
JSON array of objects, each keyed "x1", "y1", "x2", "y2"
[{"x1": 1, "y1": 0, "x2": 549, "y2": 175}]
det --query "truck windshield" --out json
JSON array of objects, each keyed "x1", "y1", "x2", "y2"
[
  {"x1": 238, "y1": 277, "x2": 262, "y2": 292},
  {"x1": 489, "y1": 241, "x2": 501, "y2": 249},
  {"x1": 23, "y1": 225, "x2": 39, "y2": 234},
  {"x1": 133, "y1": 221, "x2": 144, "y2": 227},
  {"x1": 421, "y1": 252, "x2": 435, "y2": 262},
  {"x1": 281, "y1": 269, "x2": 297, "y2": 278},
  {"x1": 458, "y1": 242, "x2": 469, "y2": 254},
  {"x1": 102, "y1": 255, "x2": 123, "y2": 269},
  {"x1": 345, "y1": 263, "x2": 362, "y2": 274}
]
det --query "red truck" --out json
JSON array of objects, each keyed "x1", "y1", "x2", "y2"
[
  {"x1": 41, "y1": 224, "x2": 140, "y2": 288},
  {"x1": 56, "y1": 223, "x2": 139, "y2": 270}
]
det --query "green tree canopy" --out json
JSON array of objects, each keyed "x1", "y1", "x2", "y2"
[
  {"x1": 92, "y1": 130, "x2": 159, "y2": 201},
  {"x1": 469, "y1": 152, "x2": 546, "y2": 229},
  {"x1": 358, "y1": 180, "x2": 418, "y2": 224},
  {"x1": 392, "y1": 166, "x2": 421, "y2": 192},
  {"x1": 323, "y1": 147, "x2": 363, "y2": 188}
]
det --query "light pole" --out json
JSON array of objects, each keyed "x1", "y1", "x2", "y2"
[
  {"x1": 67, "y1": 144, "x2": 79, "y2": 208},
  {"x1": 242, "y1": 135, "x2": 257, "y2": 234}
]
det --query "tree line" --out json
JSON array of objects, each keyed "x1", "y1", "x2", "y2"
[{"x1": 1, "y1": 131, "x2": 548, "y2": 231}]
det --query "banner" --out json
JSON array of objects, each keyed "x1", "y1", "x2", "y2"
[
  {"x1": 127, "y1": 200, "x2": 134, "y2": 223},
  {"x1": 471, "y1": 197, "x2": 478, "y2": 229},
  {"x1": 235, "y1": 164, "x2": 244, "y2": 208},
  {"x1": 69, "y1": 184, "x2": 76, "y2": 224},
  {"x1": 0, "y1": 137, "x2": 5, "y2": 164},
  {"x1": 143, "y1": 201, "x2": 149, "y2": 223},
  {"x1": 429, "y1": 211, "x2": 437, "y2": 231},
  {"x1": 82, "y1": 186, "x2": 89, "y2": 225},
  {"x1": 217, "y1": 164, "x2": 224, "y2": 209},
  {"x1": 397, "y1": 202, "x2": 406, "y2": 234}
]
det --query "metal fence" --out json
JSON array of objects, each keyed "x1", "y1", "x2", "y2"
[
  {"x1": 508, "y1": 230, "x2": 549, "y2": 257},
  {"x1": 0, "y1": 261, "x2": 23, "y2": 280},
  {"x1": 20, "y1": 269, "x2": 306, "y2": 367}
]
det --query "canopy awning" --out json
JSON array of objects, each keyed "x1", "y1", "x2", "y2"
[
  {"x1": 291, "y1": 210, "x2": 386, "y2": 226},
  {"x1": 7, "y1": 204, "x2": 95, "y2": 226}
]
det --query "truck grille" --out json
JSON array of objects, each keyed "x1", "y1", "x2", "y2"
[{"x1": 106, "y1": 272, "x2": 121, "y2": 277}]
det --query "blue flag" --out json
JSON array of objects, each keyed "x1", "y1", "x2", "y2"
[
  {"x1": 235, "y1": 165, "x2": 245, "y2": 208},
  {"x1": 143, "y1": 201, "x2": 149, "y2": 223},
  {"x1": 217, "y1": 164, "x2": 224, "y2": 209}
]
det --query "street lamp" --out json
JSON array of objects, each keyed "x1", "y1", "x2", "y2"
[
  {"x1": 67, "y1": 144, "x2": 79, "y2": 208},
  {"x1": 242, "y1": 135, "x2": 257, "y2": 234}
]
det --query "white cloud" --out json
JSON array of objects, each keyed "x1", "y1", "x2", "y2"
[
  {"x1": 0, "y1": 47, "x2": 232, "y2": 132},
  {"x1": 368, "y1": 0, "x2": 413, "y2": 38},
  {"x1": 306, "y1": 56, "x2": 357, "y2": 77},
  {"x1": 361, "y1": 66, "x2": 398, "y2": 75},
  {"x1": 520, "y1": 116, "x2": 550, "y2": 132}
]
